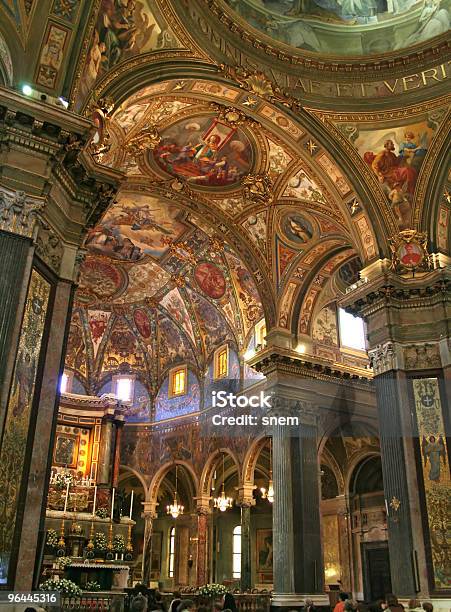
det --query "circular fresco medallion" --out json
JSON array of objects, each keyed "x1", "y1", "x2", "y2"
[
  {"x1": 134, "y1": 308, "x2": 152, "y2": 339},
  {"x1": 153, "y1": 115, "x2": 253, "y2": 188},
  {"x1": 280, "y1": 211, "x2": 314, "y2": 246},
  {"x1": 194, "y1": 262, "x2": 227, "y2": 299},
  {"x1": 77, "y1": 256, "x2": 127, "y2": 304}
]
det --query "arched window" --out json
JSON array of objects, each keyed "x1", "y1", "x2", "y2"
[
  {"x1": 232, "y1": 525, "x2": 241, "y2": 578},
  {"x1": 168, "y1": 527, "x2": 175, "y2": 577}
]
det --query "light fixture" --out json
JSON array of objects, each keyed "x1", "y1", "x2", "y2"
[
  {"x1": 166, "y1": 465, "x2": 184, "y2": 519},
  {"x1": 22, "y1": 84, "x2": 33, "y2": 96},
  {"x1": 213, "y1": 454, "x2": 233, "y2": 512},
  {"x1": 261, "y1": 437, "x2": 274, "y2": 503}
]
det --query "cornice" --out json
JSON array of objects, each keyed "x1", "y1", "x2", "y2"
[
  {"x1": 247, "y1": 345, "x2": 372, "y2": 384},
  {"x1": 172, "y1": 0, "x2": 451, "y2": 75},
  {"x1": 340, "y1": 263, "x2": 451, "y2": 317}
]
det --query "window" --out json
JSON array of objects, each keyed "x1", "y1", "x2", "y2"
[
  {"x1": 214, "y1": 346, "x2": 228, "y2": 379},
  {"x1": 60, "y1": 372, "x2": 69, "y2": 393},
  {"x1": 170, "y1": 366, "x2": 187, "y2": 397},
  {"x1": 115, "y1": 377, "x2": 133, "y2": 402},
  {"x1": 168, "y1": 527, "x2": 175, "y2": 578},
  {"x1": 338, "y1": 308, "x2": 366, "y2": 351},
  {"x1": 255, "y1": 319, "x2": 266, "y2": 348},
  {"x1": 232, "y1": 525, "x2": 241, "y2": 578}
]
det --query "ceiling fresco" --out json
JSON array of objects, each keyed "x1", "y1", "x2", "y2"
[{"x1": 221, "y1": 0, "x2": 450, "y2": 56}]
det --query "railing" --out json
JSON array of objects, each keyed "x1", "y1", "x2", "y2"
[
  {"x1": 48, "y1": 591, "x2": 128, "y2": 611},
  {"x1": 52, "y1": 590, "x2": 271, "y2": 612}
]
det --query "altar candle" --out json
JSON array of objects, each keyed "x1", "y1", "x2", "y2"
[
  {"x1": 92, "y1": 485, "x2": 97, "y2": 516},
  {"x1": 63, "y1": 480, "x2": 70, "y2": 514},
  {"x1": 129, "y1": 490, "x2": 134, "y2": 520},
  {"x1": 111, "y1": 487, "x2": 115, "y2": 520}
]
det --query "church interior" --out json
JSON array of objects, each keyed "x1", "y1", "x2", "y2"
[{"x1": 0, "y1": 0, "x2": 449, "y2": 610}]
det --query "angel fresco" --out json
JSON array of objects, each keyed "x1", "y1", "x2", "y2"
[{"x1": 422, "y1": 435, "x2": 447, "y2": 482}]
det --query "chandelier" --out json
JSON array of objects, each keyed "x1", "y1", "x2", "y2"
[
  {"x1": 167, "y1": 465, "x2": 184, "y2": 519},
  {"x1": 213, "y1": 454, "x2": 233, "y2": 512},
  {"x1": 261, "y1": 437, "x2": 274, "y2": 503}
]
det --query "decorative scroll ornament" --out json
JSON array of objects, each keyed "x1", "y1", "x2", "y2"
[
  {"x1": 35, "y1": 221, "x2": 64, "y2": 274},
  {"x1": 0, "y1": 189, "x2": 45, "y2": 238},
  {"x1": 389, "y1": 229, "x2": 430, "y2": 274},
  {"x1": 209, "y1": 103, "x2": 260, "y2": 129},
  {"x1": 218, "y1": 64, "x2": 302, "y2": 112},
  {"x1": 242, "y1": 173, "x2": 273, "y2": 205},
  {"x1": 125, "y1": 125, "x2": 161, "y2": 161}
]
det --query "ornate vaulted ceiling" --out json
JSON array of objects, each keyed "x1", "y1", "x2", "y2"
[{"x1": 0, "y1": 0, "x2": 450, "y2": 417}]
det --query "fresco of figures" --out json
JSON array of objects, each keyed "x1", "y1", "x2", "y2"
[
  {"x1": 85, "y1": 195, "x2": 188, "y2": 262},
  {"x1": 356, "y1": 120, "x2": 435, "y2": 228},
  {"x1": 153, "y1": 115, "x2": 253, "y2": 187},
  {"x1": 224, "y1": 0, "x2": 450, "y2": 56},
  {"x1": 78, "y1": 0, "x2": 168, "y2": 100}
]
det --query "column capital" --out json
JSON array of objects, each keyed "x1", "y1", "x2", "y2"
[
  {"x1": 195, "y1": 496, "x2": 212, "y2": 515},
  {"x1": 236, "y1": 484, "x2": 256, "y2": 507},
  {"x1": 142, "y1": 501, "x2": 158, "y2": 519},
  {"x1": 0, "y1": 188, "x2": 44, "y2": 239}
]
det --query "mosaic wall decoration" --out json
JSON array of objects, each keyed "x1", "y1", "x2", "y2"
[
  {"x1": 0, "y1": 269, "x2": 50, "y2": 585},
  {"x1": 412, "y1": 378, "x2": 450, "y2": 591}
]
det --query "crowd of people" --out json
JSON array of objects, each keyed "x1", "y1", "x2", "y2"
[
  {"x1": 330, "y1": 592, "x2": 435, "y2": 612},
  {"x1": 129, "y1": 588, "x2": 239, "y2": 612}
]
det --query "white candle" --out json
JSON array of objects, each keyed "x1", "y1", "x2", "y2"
[
  {"x1": 111, "y1": 487, "x2": 115, "y2": 520},
  {"x1": 92, "y1": 486, "x2": 97, "y2": 516},
  {"x1": 129, "y1": 490, "x2": 134, "y2": 520},
  {"x1": 63, "y1": 480, "x2": 70, "y2": 514}
]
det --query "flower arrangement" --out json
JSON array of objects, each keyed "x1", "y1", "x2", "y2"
[
  {"x1": 53, "y1": 470, "x2": 76, "y2": 490},
  {"x1": 113, "y1": 534, "x2": 126, "y2": 553},
  {"x1": 198, "y1": 584, "x2": 228, "y2": 598},
  {"x1": 85, "y1": 580, "x2": 101, "y2": 592},
  {"x1": 93, "y1": 532, "x2": 108, "y2": 551},
  {"x1": 46, "y1": 529, "x2": 58, "y2": 548},
  {"x1": 40, "y1": 578, "x2": 82, "y2": 597},
  {"x1": 95, "y1": 507, "x2": 109, "y2": 519},
  {"x1": 56, "y1": 556, "x2": 72, "y2": 569}
]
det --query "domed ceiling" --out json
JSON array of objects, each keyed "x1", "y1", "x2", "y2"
[{"x1": 220, "y1": 0, "x2": 450, "y2": 56}]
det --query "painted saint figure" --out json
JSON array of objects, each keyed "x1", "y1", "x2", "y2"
[{"x1": 422, "y1": 435, "x2": 446, "y2": 482}]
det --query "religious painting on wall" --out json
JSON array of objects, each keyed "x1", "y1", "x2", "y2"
[
  {"x1": 194, "y1": 262, "x2": 227, "y2": 300},
  {"x1": 356, "y1": 120, "x2": 435, "y2": 229},
  {"x1": 0, "y1": 269, "x2": 50, "y2": 585},
  {"x1": 256, "y1": 529, "x2": 273, "y2": 583},
  {"x1": 53, "y1": 433, "x2": 78, "y2": 468},
  {"x1": 322, "y1": 514, "x2": 341, "y2": 585},
  {"x1": 153, "y1": 115, "x2": 253, "y2": 188},
  {"x1": 412, "y1": 378, "x2": 450, "y2": 591}
]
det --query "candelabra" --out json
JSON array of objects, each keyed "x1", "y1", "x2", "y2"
[
  {"x1": 106, "y1": 522, "x2": 114, "y2": 560},
  {"x1": 85, "y1": 522, "x2": 95, "y2": 559},
  {"x1": 125, "y1": 523, "x2": 133, "y2": 561}
]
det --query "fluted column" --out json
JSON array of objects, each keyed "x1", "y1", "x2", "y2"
[
  {"x1": 272, "y1": 420, "x2": 295, "y2": 597},
  {"x1": 142, "y1": 501, "x2": 158, "y2": 587},
  {"x1": 196, "y1": 497, "x2": 211, "y2": 586},
  {"x1": 97, "y1": 416, "x2": 114, "y2": 485},
  {"x1": 237, "y1": 485, "x2": 255, "y2": 591}
]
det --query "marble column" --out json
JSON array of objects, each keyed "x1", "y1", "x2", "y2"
[
  {"x1": 97, "y1": 416, "x2": 115, "y2": 485},
  {"x1": 196, "y1": 498, "x2": 211, "y2": 587},
  {"x1": 142, "y1": 501, "x2": 158, "y2": 587},
  {"x1": 341, "y1": 260, "x2": 451, "y2": 601},
  {"x1": 112, "y1": 420, "x2": 124, "y2": 488},
  {"x1": 270, "y1": 396, "x2": 327, "y2": 608},
  {"x1": 237, "y1": 486, "x2": 255, "y2": 591}
]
